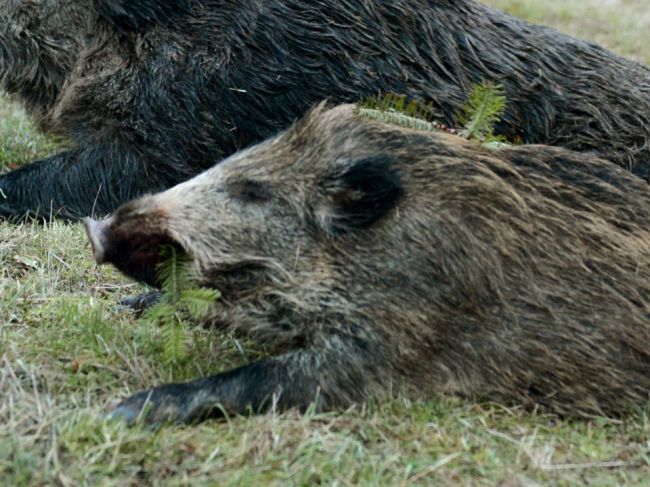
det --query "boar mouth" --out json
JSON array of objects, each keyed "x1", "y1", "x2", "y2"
[
  {"x1": 84, "y1": 217, "x2": 272, "y2": 295},
  {"x1": 83, "y1": 217, "x2": 189, "y2": 287}
]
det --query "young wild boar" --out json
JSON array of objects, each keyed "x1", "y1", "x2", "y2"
[
  {"x1": 2, "y1": 0, "x2": 650, "y2": 220},
  {"x1": 84, "y1": 104, "x2": 650, "y2": 425}
]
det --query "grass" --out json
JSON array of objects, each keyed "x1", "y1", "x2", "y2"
[
  {"x1": 486, "y1": 0, "x2": 650, "y2": 64},
  {"x1": 1, "y1": 2, "x2": 650, "y2": 484},
  {"x1": 0, "y1": 104, "x2": 62, "y2": 171}
]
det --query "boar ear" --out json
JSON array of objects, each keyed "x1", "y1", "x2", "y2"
[
  {"x1": 320, "y1": 155, "x2": 404, "y2": 236},
  {"x1": 95, "y1": 0, "x2": 192, "y2": 32}
]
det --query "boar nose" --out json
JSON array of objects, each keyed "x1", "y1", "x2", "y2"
[{"x1": 83, "y1": 217, "x2": 111, "y2": 265}]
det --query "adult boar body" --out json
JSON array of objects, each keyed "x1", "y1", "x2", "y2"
[
  {"x1": 1, "y1": 0, "x2": 650, "y2": 219},
  {"x1": 85, "y1": 104, "x2": 650, "y2": 424}
]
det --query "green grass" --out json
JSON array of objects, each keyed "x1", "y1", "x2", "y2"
[
  {"x1": 1, "y1": 3, "x2": 650, "y2": 485},
  {"x1": 0, "y1": 102, "x2": 62, "y2": 171},
  {"x1": 485, "y1": 0, "x2": 650, "y2": 64}
]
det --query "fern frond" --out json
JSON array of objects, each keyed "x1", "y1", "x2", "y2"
[
  {"x1": 482, "y1": 139, "x2": 511, "y2": 149},
  {"x1": 141, "y1": 302, "x2": 176, "y2": 324},
  {"x1": 161, "y1": 312, "x2": 187, "y2": 366},
  {"x1": 458, "y1": 82, "x2": 507, "y2": 142},
  {"x1": 358, "y1": 108, "x2": 437, "y2": 132},
  {"x1": 155, "y1": 245, "x2": 193, "y2": 299},
  {"x1": 179, "y1": 288, "x2": 221, "y2": 320},
  {"x1": 140, "y1": 246, "x2": 221, "y2": 367},
  {"x1": 357, "y1": 93, "x2": 440, "y2": 132}
]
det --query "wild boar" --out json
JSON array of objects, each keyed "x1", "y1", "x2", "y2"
[
  {"x1": 85, "y1": 104, "x2": 650, "y2": 424},
  {"x1": 1, "y1": 0, "x2": 649, "y2": 220}
]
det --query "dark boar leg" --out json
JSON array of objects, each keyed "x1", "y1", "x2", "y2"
[
  {"x1": 0, "y1": 144, "x2": 186, "y2": 221},
  {"x1": 110, "y1": 341, "x2": 380, "y2": 425}
]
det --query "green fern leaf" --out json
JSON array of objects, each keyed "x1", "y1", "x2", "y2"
[
  {"x1": 141, "y1": 302, "x2": 175, "y2": 324},
  {"x1": 357, "y1": 93, "x2": 440, "y2": 132},
  {"x1": 155, "y1": 245, "x2": 193, "y2": 299},
  {"x1": 179, "y1": 288, "x2": 221, "y2": 320},
  {"x1": 139, "y1": 246, "x2": 221, "y2": 367},
  {"x1": 458, "y1": 82, "x2": 507, "y2": 142},
  {"x1": 161, "y1": 312, "x2": 187, "y2": 366}
]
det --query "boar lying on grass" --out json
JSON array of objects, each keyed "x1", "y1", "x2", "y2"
[
  {"x1": 2, "y1": 0, "x2": 650, "y2": 220},
  {"x1": 84, "y1": 104, "x2": 650, "y2": 425}
]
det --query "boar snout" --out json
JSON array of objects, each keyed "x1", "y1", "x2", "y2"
[{"x1": 83, "y1": 217, "x2": 112, "y2": 265}]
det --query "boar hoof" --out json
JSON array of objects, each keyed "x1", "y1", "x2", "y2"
[{"x1": 109, "y1": 384, "x2": 193, "y2": 426}]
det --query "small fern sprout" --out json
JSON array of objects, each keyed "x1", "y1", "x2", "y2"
[
  {"x1": 357, "y1": 88, "x2": 511, "y2": 148},
  {"x1": 141, "y1": 245, "x2": 221, "y2": 366},
  {"x1": 458, "y1": 81, "x2": 508, "y2": 145},
  {"x1": 357, "y1": 93, "x2": 441, "y2": 132}
]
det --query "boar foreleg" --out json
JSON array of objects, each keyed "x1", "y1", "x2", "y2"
[
  {"x1": 0, "y1": 144, "x2": 189, "y2": 221},
  {"x1": 110, "y1": 338, "x2": 383, "y2": 425}
]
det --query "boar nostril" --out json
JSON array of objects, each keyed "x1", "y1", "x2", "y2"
[{"x1": 83, "y1": 217, "x2": 110, "y2": 265}]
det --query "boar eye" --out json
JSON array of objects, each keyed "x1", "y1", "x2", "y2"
[{"x1": 228, "y1": 179, "x2": 272, "y2": 204}]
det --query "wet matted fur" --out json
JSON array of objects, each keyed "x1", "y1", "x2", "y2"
[{"x1": 1, "y1": 0, "x2": 650, "y2": 219}]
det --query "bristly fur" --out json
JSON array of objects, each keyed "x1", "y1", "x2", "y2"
[
  {"x1": 87, "y1": 104, "x2": 650, "y2": 425},
  {"x1": 1, "y1": 0, "x2": 650, "y2": 220},
  {"x1": 94, "y1": 0, "x2": 193, "y2": 32}
]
